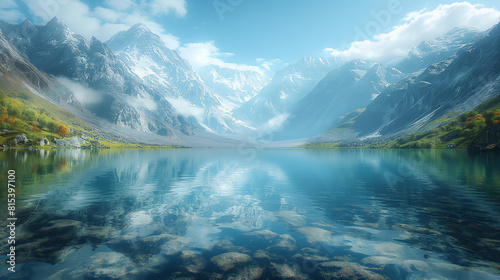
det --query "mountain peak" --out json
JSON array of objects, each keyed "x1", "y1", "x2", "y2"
[
  {"x1": 21, "y1": 19, "x2": 33, "y2": 27},
  {"x1": 47, "y1": 17, "x2": 63, "y2": 25},
  {"x1": 44, "y1": 17, "x2": 70, "y2": 32},
  {"x1": 130, "y1": 23, "x2": 151, "y2": 33}
]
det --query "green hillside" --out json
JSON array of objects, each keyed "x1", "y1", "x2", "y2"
[
  {"x1": 304, "y1": 94, "x2": 500, "y2": 149},
  {"x1": 390, "y1": 95, "x2": 500, "y2": 149},
  {"x1": 0, "y1": 79, "x2": 180, "y2": 149}
]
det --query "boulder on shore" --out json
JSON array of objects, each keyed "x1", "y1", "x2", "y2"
[
  {"x1": 39, "y1": 137, "x2": 50, "y2": 146},
  {"x1": 14, "y1": 134, "x2": 28, "y2": 145},
  {"x1": 54, "y1": 138, "x2": 71, "y2": 146}
]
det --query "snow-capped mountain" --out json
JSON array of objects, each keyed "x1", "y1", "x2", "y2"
[
  {"x1": 0, "y1": 18, "x2": 201, "y2": 137},
  {"x1": 396, "y1": 27, "x2": 484, "y2": 74},
  {"x1": 273, "y1": 60, "x2": 403, "y2": 140},
  {"x1": 0, "y1": 29, "x2": 79, "y2": 108},
  {"x1": 105, "y1": 24, "x2": 251, "y2": 134},
  {"x1": 349, "y1": 22, "x2": 500, "y2": 138},
  {"x1": 197, "y1": 64, "x2": 270, "y2": 111},
  {"x1": 233, "y1": 57, "x2": 336, "y2": 128}
]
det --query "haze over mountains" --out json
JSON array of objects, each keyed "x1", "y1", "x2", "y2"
[{"x1": 0, "y1": 17, "x2": 499, "y2": 147}]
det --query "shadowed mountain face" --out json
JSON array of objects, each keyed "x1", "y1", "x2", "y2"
[
  {"x1": 0, "y1": 18, "x2": 202, "y2": 137},
  {"x1": 349, "y1": 22, "x2": 500, "y2": 138},
  {"x1": 272, "y1": 60, "x2": 403, "y2": 140},
  {"x1": 0, "y1": 30, "x2": 84, "y2": 111}
]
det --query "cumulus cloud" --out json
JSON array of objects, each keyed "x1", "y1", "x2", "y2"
[
  {"x1": 0, "y1": 0, "x2": 17, "y2": 9},
  {"x1": 323, "y1": 2, "x2": 500, "y2": 64},
  {"x1": 150, "y1": 0, "x2": 187, "y2": 17},
  {"x1": 178, "y1": 41, "x2": 263, "y2": 74},
  {"x1": 105, "y1": 0, "x2": 134, "y2": 11},
  {"x1": 57, "y1": 77, "x2": 103, "y2": 106},
  {"x1": 0, "y1": 0, "x2": 23, "y2": 23},
  {"x1": 256, "y1": 58, "x2": 281, "y2": 71},
  {"x1": 20, "y1": 0, "x2": 182, "y2": 49},
  {"x1": 165, "y1": 97, "x2": 205, "y2": 121}
]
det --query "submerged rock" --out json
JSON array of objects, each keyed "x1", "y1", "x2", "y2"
[
  {"x1": 361, "y1": 256, "x2": 397, "y2": 268},
  {"x1": 181, "y1": 250, "x2": 206, "y2": 273},
  {"x1": 226, "y1": 265, "x2": 264, "y2": 280},
  {"x1": 244, "y1": 229, "x2": 278, "y2": 240},
  {"x1": 278, "y1": 211, "x2": 307, "y2": 227},
  {"x1": 297, "y1": 227, "x2": 332, "y2": 244},
  {"x1": 319, "y1": 261, "x2": 388, "y2": 280},
  {"x1": 72, "y1": 252, "x2": 136, "y2": 279},
  {"x1": 270, "y1": 262, "x2": 308, "y2": 279},
  {"x1": 374, "y1": 242, "x2": 404, "y2": 258},
  {"x1": 209, "y1": 240, "x2": 248, "y2": 254},
  {"x1": 267, "y1": 234, "x2": 297, "y2": 254},
  {"x1": 253, "y1": 250, "x2": 272, "y2": 260},
  {"x1": 293, "y1": 247, "x2": 330, "y2": 263},
  {"x1": 162, "y1": 236, "x2": 193, "y2": 255},
  {"x1": 210, "y1": 252, "x2": 251, "y2": 271}
]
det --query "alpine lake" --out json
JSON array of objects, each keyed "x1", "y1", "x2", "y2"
[{"x1": 1, "y1": 148, "x2": 499, "y2": 279}]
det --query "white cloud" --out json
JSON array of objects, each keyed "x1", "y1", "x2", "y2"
[
  {"x1": 323, "y1": 2, "x2": 500, "y2": 64},
  {"x1": 165, "y1": 97, "x2": 205, "y2": 121},
  {"x1": 178, "y1": 41, "x2": 263, "y2": 74},
  {"x1": 94, "y1": 7, "x2": 121, "y2": 22},
  {"x1": 257, "y1": 58, "x2": 281, "y2": 71},
  {"x1": 263, "y1": 113, "x2": 290, "y2": 131},
  {"x1": 105, "y1": 0, "x2": 134, "y2": 11},
  {"x1": 0, "y1": 0, "x2": 17, "y2": 9},
  {"x1": 57, "y1": 77, "x2": 103, "y2": 106},
  {"x1": 0, "y1": 0, "x2": 20, "y2": 24},
  {"x1": 0, "y1": 9, "x2": 24, "y2": 23},
  {"x1": 150, "y1": 0, "x2": 187, "y2": 17},
  {"x1": 20, "y1": 0, "x2": 181, "y2": 49}
]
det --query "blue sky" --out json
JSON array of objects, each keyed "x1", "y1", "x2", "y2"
[{"x1": 2, "y1": 0, "x2": 500, "y2": 76}]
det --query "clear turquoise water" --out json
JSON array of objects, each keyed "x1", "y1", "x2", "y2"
[{"x1": 1, "y1": 148, "x2": 500, "y2": 279}]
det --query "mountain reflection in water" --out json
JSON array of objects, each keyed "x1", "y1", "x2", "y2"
[{"x1": 1, "y1": 148, "x2": 499, "y2": 279}]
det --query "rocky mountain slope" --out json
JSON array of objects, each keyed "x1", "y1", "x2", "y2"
[
  {"x1": 0, "y1": 18, "x2": 201, "y2": 138},
  {"x1": 273, "y1": 60, "x2": 403, "y2": 140},
  {"x1": 335, "y1": 22, "x2": 500, "y2": 141},
  {"x1": 106, "y1": 24, "x2": 253, "y2": 134}
]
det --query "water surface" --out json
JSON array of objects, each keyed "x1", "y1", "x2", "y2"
[{"x1": 1, "y1": 148, "x2": 500, "y2": 279}]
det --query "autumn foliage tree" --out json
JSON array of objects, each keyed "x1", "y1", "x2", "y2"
[{"x1": 56, "y1": 124, "x2": 69, "y2": 137}]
